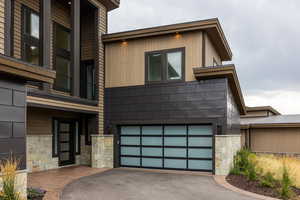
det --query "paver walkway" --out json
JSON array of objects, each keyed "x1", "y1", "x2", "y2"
[{"x1": 28, "y1": 166, "x2": 110, "y2": 200}]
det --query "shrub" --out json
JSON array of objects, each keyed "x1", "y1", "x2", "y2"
[
  {"x1": 260, "y1": 172, "x2": 276, "y2": 188},
  {"x1": 279, "y1": 164, "x2": 294, "y2": 200},
  {"x1": 0, "y1": 157, "x2": 22, "y2": 200}
]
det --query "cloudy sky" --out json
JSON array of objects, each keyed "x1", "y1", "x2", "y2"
[{"x1": 108, "y1": 0, "x2": 300, "y2": 114}]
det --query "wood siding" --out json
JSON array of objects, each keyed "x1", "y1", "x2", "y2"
[
  {"x1": 13, "y1": 0, "x2": 39, "y2": 59},
  {"x1": 205, "y1": 34, "x2": 221, "y2": 66},
  {"x1": 249, "y1": 128, "x2": 300, "y2": 154},
  {"x1": 0, "y1": 0, "x2": 4, "y2": 54},
  {"x1": 105, "y1": 31, "x2": 203, "y2": 88},
  {"x1": 81, "y1": 11, "x2": 96, "y2": 60},
  {"x1": 27, "y1": 107, "x2": 81, "y2": 135}
]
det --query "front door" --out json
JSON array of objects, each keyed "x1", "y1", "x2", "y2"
[{"x1": 58, "y1": 121, "x2": 75, "y2": 166}]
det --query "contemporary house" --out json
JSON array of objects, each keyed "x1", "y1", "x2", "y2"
[{"x1": 1, "y1": 0, "x2": 298, "y2": 198}]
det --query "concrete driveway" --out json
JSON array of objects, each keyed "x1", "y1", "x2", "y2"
[{"x1": 61, "y1": 169, "x2": 256, "y2": 200}]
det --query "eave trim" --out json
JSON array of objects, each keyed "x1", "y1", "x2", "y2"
[
  {"x1": 193, "y1": 64, "x2": 246, "y2": 115},
  {"x1": 0, "y1": 54, "x2": 56, "y2": 83}
]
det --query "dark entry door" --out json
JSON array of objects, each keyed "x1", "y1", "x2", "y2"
[{"x1": 58, "y1": 121, "x2": 75, "y2": 166}]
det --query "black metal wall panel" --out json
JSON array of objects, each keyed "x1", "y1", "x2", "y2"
[
  {"x1": 105, "y1": 79, "x2": 229, "y2": 135},
  {"x1": 0, "y1": 78, "x2": 26, "y2": 170}
]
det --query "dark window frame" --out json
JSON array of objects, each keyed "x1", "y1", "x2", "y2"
[
  {"x1": 53, "y1": 22, "x2": 72, "y2": 93},
  {"x1": 145, "y1": 47, "x2": 185, "y2": 84},
  {"x1": 80, "y1": 60, "x2": 96, "y2": 100},
  {"x1": 21, "y1": 5, "x2": 42, "y2": 66},
  {"x1": 52, "y1": 118, "x2": 81, "y2": 158}
]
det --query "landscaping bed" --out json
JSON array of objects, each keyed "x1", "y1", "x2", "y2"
[
  {"x1": 227, "y1": 174, "x2": 300, "y2": 199},
  {"x1": 227, "y1": 149, "x2": 300, "y2": 200}
]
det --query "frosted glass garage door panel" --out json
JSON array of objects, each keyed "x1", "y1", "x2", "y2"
[
  {"x1": 188, "y1": 149, "x2": 212, "y2": 158},
  {"x1": 164, "y1": 137, "x2": 186, "y2": 146},
  {"x1": 164, "y1": 148, "x2": 187, "y2": 158},
  {"x1": 121, "y1": 157, "x2": 140, "y2": 166},
  {"x1": 142, "y1": 148, "x2": 162, "y2": 156},
  {"x1": 189, "y1": 126, "x2": 212, "y2": 135},
  {"x1": 164, "y1": 159, "x2": 187, "y2": 169},
  {"x1": 121, "y1": 147, "x2": 140, "y2": 156},
  {"x1": 188, "y1": 160, "x2": 212, "y2": 170},
  {"x1": 165, "y1": 126, "x2": 187, "y2": 135},
  {"x1": 121, "y1": 137, "x2": 140, "y2": 145},
  {"x1": 142, "y1": 137, "x2": 162, "y2": 146},
  {"x1": 121, "y1": 126, "x2": 140, "y2": 135},
  {"x1": 142, "y1": 126, "x2": 163, "y2": 135},
  {"x1": 188, "y1": 137, "x2": 212, "y2": 147},
  {"x1": 142, "y1": 158, "x2": 163, "y2": 168}
]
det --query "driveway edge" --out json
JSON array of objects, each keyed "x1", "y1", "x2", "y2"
[{"x1": 213, "y1": 175, "x2": 279, "y2": 200}]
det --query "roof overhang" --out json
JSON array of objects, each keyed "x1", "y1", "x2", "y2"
[
  {"x1": 193, "y1": 64, "x2": 246, "y2": 115},
  {"x1": 0, "y1": 55, "x2": 56, "y2": 84},
  {"x1": 245, "y1": 106, "x2": 281, "y2": 116},
  {"x1": 98, "y1": 0, "x2": 120, "y2": 11},
  {"x1": 241, "y1": 123, "x2": 300, "y2": 129},
  {"x1": 103, "y1": 18, "x2": 232, "y2": 61}
]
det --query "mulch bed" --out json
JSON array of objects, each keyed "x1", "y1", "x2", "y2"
[{"x1": 226, "y1": 174, "x2": 300, "y2": 199}]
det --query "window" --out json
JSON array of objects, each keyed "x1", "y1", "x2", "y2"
[
  {"x1": 80, "y1": 60, "x2": 96, "y2": 100},
  {"x1": 53, "y1": 23, "x2": 71, "y2": 92},
  {"x1": 146, "y1": 48, "x2": 185, "y2": 83},
  {"x1": 21, "y1": 6, "x2": 40, "y2": 65},
  {"x1": 213, "y1": 58, "x2": 219, "y2": 66}
]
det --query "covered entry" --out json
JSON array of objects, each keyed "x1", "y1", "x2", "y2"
[{"x1": 119, "y1": 125, "x2": 214, "y2": 172}]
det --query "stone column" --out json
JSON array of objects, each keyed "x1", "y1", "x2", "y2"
[
  {"x1": 91, "y1": 135, "x2": 114, "y2": 168},
  {"x1": 215, "y1": 135, "x2": 241, "y2": 175}
]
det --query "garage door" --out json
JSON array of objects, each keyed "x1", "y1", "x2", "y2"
[{"x1": 119, "y1": 125, "x2": 213, "y2": 172}]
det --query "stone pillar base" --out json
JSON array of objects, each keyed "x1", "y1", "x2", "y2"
[
  {"x1": 91, "y1": 135, "x2": 114, "y2": 168},
  {"x1": 215, "y1": 135, "x2": 241, "y2": 175},
  {"x1": 0, "y1": 170, "x2": 27, "y2": 199}
]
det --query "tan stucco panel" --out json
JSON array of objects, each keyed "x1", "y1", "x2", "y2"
[{"x1": 105, "y1": 31, "x2": 203, "y2": 88}]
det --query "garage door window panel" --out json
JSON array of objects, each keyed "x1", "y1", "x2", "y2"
[
  {"x1": 164, "y1": 159, "x2": 187, "y2": 169},
  {"x1": 142, "y1": 148, "x2": 163, "y2": 157},
  {"x1": 142, "y1": 158, "x2": 163, "y2": 168}
]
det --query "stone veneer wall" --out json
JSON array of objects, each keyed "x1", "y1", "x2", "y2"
[
  {"x1": 27, "y1": 135, "x2": 91, "y2": 172},
  {"x1": 91, "y1": 135, "x2": 113, "y2": 168},
  {"x1": 0, "y1": 170, "x2": 27, "y2": 199},
  {"x1": 215, "y1": 135, "x2": 241, "y2": 175},
  {"x1": 27, "y1": 135, "x2": 58, "y2": 172}
]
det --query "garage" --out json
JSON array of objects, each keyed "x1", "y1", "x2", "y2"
[{"x1": 119, "y1": 125, "x2": 213, "y2": 172}]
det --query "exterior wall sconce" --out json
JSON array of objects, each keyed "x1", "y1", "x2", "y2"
[
  {"x1": 175, "y1": 32, "x2": 182, "y2": 39},
  {"x1": 121, "y1": 40, "x2": 128, "y2": 46}
]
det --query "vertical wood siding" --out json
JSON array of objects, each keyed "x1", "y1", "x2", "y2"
[
  {"x1": 0, "y1": 0, "x2": 4, "y2": 54},
  {"x1": 205, "y1": 34, "x2": 221, "y2": 66}
]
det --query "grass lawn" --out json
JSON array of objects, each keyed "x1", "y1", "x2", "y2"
[{"x1": 255, "y1": 155, "x2": 300, "y2": 188}]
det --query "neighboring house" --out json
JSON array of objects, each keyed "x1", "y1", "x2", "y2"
[
  {"x1": 241, "y1": 106, "x2": 300, "y2": 157},
  {"x1": 0, "y1": 0, "x2": 120, "y2": 195}
]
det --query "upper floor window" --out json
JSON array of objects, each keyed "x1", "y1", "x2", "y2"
[
  {"x1": 21, "y1": 6, "x2": 40, "y2": 65},
  {"x1": 80, "y1": 60, "x2": 96, "y2": 100},
  {"x1": 213, "y1": 58, "x2": 219, "y2": 66},
  {"x1": 145, "y1": 48, "x2": 185, "y2": 83},
  {"x1": 53, "y1": 23, "x2": 71, "y2": 92}
]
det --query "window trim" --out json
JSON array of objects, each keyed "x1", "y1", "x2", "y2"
[
  {"x1": 21, "y1": 5, "x2": 42, "y2": 66},
  {"x1": 53, "y1": 22, "x2": 72, "y2": 93},
  {"x1": 145, "y1": 47, "x2": 185, "y2": 84}
]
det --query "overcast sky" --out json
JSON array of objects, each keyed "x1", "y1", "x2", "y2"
[{"x1": 108, "y1": 0, "x2": 300, "y2": 114}]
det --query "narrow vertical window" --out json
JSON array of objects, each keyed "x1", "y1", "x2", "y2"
[
  {"x1": 80, "y1": 60, "x2": 96, "y2": 100},
  {"x1": 53, "y1": 23, "x2": 71, "y2": 92},
  {"x1": 21, "y1": 6, "x2": 40, "y2": 65},
  {"x1": 52, "y1": 119, "x2": 58, "y2": 157}
]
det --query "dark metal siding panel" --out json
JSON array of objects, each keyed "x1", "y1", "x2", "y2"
[
  {"x1": 226, "y1": 81, "x2": 240, "y2": 135},
  {"x1": 0, "y1": 78, "x2": 26, "y2": 169},
  {"x1": 105, "y1": 79, "x2": 228, "y2": 135}
]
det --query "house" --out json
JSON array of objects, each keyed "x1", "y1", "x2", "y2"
[
  {"x1": 0, "y1": 0, "x2": 120, "y2": 196},
  {"x1": 241, "y1": 106, "x2": 300, "y2": 157},
  {"x1": 103, "y1": 19, "x2": 245, "y2": 175}
]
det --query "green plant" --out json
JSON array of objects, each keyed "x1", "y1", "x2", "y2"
[
  {"x1": 279, "y1": 164, "x2": 294, "y2": 200},
  {"x1": 260, "y1": 172, "x2": 276, "y2": 188},
  {"x1": 243, "y1": 161, "x2": 258, "y2": 181},
  {"x1": 0, "y1": 157, "x2": 22, "y2": 200}
]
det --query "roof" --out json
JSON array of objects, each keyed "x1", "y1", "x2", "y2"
[
  {"x1": 103, "y1": 18, "x2": 233, "y2": 61},
  {"x1": 241, "y1": 114, "x2": 300, "y2": 128},
  {"x1": 246, "y1": 106, "x2": 281, "y2": 115},
  {"x1": 193, "y1": 64, "x2": 246, "y2": 115}
]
